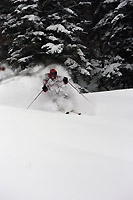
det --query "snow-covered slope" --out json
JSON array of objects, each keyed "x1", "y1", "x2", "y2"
[{"x1": 0, "y1": 66, "x2": 133, "y2": 200}]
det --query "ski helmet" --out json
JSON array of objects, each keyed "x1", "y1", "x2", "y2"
[{"x1": 50, "y1": 69, "x2": 57, "y2": 77}]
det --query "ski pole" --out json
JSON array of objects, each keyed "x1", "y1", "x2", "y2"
[
  {"x1": 27, "y1": 90, "x2": 43, "y2": 109},
  {"x1": 68, "y1": 81, "x2": 90, "y2": 103}
]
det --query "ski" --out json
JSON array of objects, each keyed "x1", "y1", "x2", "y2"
[
  {"x1": 65, "y1": 111, "x2": 81, "y2": 115},
  {"x1": 59, "y1": 109, "x2": 81, "y2": 115}
]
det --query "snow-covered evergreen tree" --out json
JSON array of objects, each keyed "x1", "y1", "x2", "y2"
[
  {"x1": 39, "y1": 0, "x2": 93, "y2": 89},
  {"x1": 89, "y1": 0, "x2": 133, "y2": 91},
  {"x1": 1, "y1": 0, "x2": 44, "y2": 69},
  {"x1": 0, "y1": 0, "x2": 14, "y2": 60}
]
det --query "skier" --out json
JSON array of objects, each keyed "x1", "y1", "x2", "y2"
[{"x1": 42, "y1": 69, "x2": 80, "y2": 114}]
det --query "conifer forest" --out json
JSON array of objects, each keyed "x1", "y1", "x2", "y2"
[{"x1": 0, "y1": 0, "x2": 133, "y2": 92}]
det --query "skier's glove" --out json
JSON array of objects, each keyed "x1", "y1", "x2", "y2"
[
  {"x1": 63, "y1": 77, "x2": 68, "y2": 84},
  {"x1": 42, "y1": 85, "x2": 48, "y2": 92}
]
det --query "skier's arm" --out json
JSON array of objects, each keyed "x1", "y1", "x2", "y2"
[
  {"x1": 42, "y1": 74, "x2": 49, "y2": 92},
  {"x1": 63, "y1": 77, "x2": 68, "y2": 84}
]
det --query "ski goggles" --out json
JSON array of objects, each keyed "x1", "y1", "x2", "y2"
[{"x1": 50, "y1": 71, "x2": 57, "y2": 76}]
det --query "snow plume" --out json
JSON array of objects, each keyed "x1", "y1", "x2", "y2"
[
  {"x1": 0, "y1": 64, "x2": 94, "y2": 115},
  {"x1": 0, "y1": 63, "x2": 14, "y2": 81}
]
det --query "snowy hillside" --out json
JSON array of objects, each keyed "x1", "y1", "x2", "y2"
[{"x1": 0, "y1": 66, "x2": 133, "y2": 200}]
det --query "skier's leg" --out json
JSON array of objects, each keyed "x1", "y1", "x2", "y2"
[
  {"x1": 56, "y1": 97, "x2": 66, "y2": 112},
  {"x1": 57, "y1": 96, "x2": 74, "y2": 113}
]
